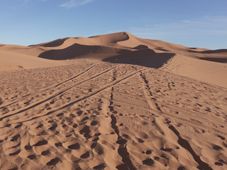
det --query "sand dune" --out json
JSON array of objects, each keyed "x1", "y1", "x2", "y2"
[
  {"x1": 1, "y1": 32, "x2": 226, "y2": 87},
  {"x1": 38, "y1": 44, "x2": 120, "y2": 60},
  {"x1": 0, "y1": 32, "x2": 227, "y2": 170}
]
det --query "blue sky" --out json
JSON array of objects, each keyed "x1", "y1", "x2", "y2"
[{"x1": 0, "y1": 0, "x2": 227, "y2": 49}]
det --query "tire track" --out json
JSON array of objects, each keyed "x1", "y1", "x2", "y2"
[
  {"x1": 3, "y1": 68, "x2": 146, "y2": 125},
  {"x1": 104, "y1": 79, "x2": 227, "y2": 137},
  {"x1": 109, "y1": 95, "x2": 227, "y2": 136},
  {"x1": 140, "y1": 71, "x2": 213, "y2": 170},
  {"x1": 41, "y1": 64, "x2": 96, "y2": 91},
  {"x1": 0, "y1": 64, "x2": 96, "y2": 110},
  {"x1": 96, "y1": 70, "x2": 122, "y2": 169},
  {"x1": 108, "y1": 70, "x2": 136, "y2": 170},
  {"x1": 0, "y1": 66, "x2": 115, "y2": 121},
  {"x1": 108, "y1": 82, "x2": 136, "y2": 170},
  {"x1": 168, "y1": 123, "x2": 212, "y2": 170},
  {"x1": 161, "y1": 102, "x2": 220, "y2": 123},
  {"x1": 140, "y1": 72, "x2": 162, "y2": 112}
]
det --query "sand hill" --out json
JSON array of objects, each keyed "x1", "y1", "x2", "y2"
[
  {"x1": 0, "y1": 32, "x2": 227, "y2": 170},
  {"x1": 1, "y1": 32, "x2": 227, "y2": 88}
]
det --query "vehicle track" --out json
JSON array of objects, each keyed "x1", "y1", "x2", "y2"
[
  {"x1": 1, "y1": 68, "x2": 146, "y2": 126},
  {"x1": 0, "y1": 66, "x2": 115, "y2": 121},
  {"x1": 0, "y1": 64, "x2": 96, "y2": 110}
]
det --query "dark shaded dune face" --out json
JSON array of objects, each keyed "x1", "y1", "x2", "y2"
[
  {"x1": 199, "y1": 57, "x2": 227, "y2": 63},
  {"x1": 186, "y1": 48, "x2": 227, "y2": 63},
  {"x1": 37, "y1": 38, "x2": 68, "y2": 47},
  {"x1": 90, "y1": 32, "x2": 130, "y2": 44},
  {"x1": 187, "y1": 49, "x2": 227, "y2": 54},
  {"x1": 103, "y1": 48, "x2": 175, "y2": 68},
  {"x1": 133, "y1": 45, "x2": 149, "y2": 50},
  {"x1": 155, "y1": 47, "x2": 169, "y2": 52},
  {"x1": 38, "y1": 44, "x2": 118, "y2": 60},
  {"x1": 200, "y1": 49, "x2": 227, "y2": 54}
]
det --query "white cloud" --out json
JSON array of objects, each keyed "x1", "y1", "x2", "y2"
[
  {"x1": 131, "y1": 16, "x2": 227, "y2": 37},
  {"x1": 60, "y1": 0, "x2": 94, "y2": 8},
  {"x1": 18, "y1": 0, "x2": 95, "y2": 8},
  {"x1": 129, "y1": 16, "x2": 227, "y2": 48}
]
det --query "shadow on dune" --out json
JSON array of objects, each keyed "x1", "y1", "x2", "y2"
[
  {"x1": 103, "y1": 46, "x2": 175, "y2": 68},
  {"x1": 196, "y1": 49, "x2": 227, "y2": 54},
  {"x1": 198, "y1": 57, "x2": 227, "y2": 63},
  {"x1": 198, "y1": 49, "x2": 227, "y2": 63},
  {"x1": 38, "y1": 44, "x2": 118, "y2": 60},
  {"x1": 38, "y1": 44, "x2": 174, "y2": 68},
  {"x1": 187, "y1": 49, "x2": 227, "y2": 63},
  {"x1": 31, "y1": 38, "x2": 69, "y2": 47}
]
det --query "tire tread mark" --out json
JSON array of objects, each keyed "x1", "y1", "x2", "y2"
[
  {"x1": 108, "y1": 71, "x2": 137, "y2": 170},
  {"x1": 0, "y1": 64, "x2": 96, "y2": 110},
  {"x1": 168, "y1": 124, "x2": 212, "y2": 170},
  {"x1": 110, "y1": 96, "x2": 227, "y2": 136},
  {"x1": 140, "y1": 72, "x2": 162, "y2": 112},
  {"x1": 7, "y1": 68, "x2": 146, "y2": 125},
  {"x1": 41, "y1": 64, "x2": 96, "y2": 91},
  {"x1": 0, "y1": 66, "x2": 114, "y2": 121}
]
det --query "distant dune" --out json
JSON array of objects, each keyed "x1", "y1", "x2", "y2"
[
  {"x1": 1, "y1": 32, "x2": 227, "y2": 88},
  {"x1": 0, "y1": 32, "x2": 227, "y2": 170}
]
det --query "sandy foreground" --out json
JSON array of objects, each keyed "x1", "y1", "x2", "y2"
[{"x1": 0, "y1": 32, "x2": 227, "y2": 170}]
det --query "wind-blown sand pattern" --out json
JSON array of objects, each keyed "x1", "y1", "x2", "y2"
[{"x1": 0, "y1": 32, "x2": 227, "y2": 170}]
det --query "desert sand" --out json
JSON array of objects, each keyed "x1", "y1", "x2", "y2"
[{"x1": 0, "y1": 32, "x2": 227, "y2": 170}]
